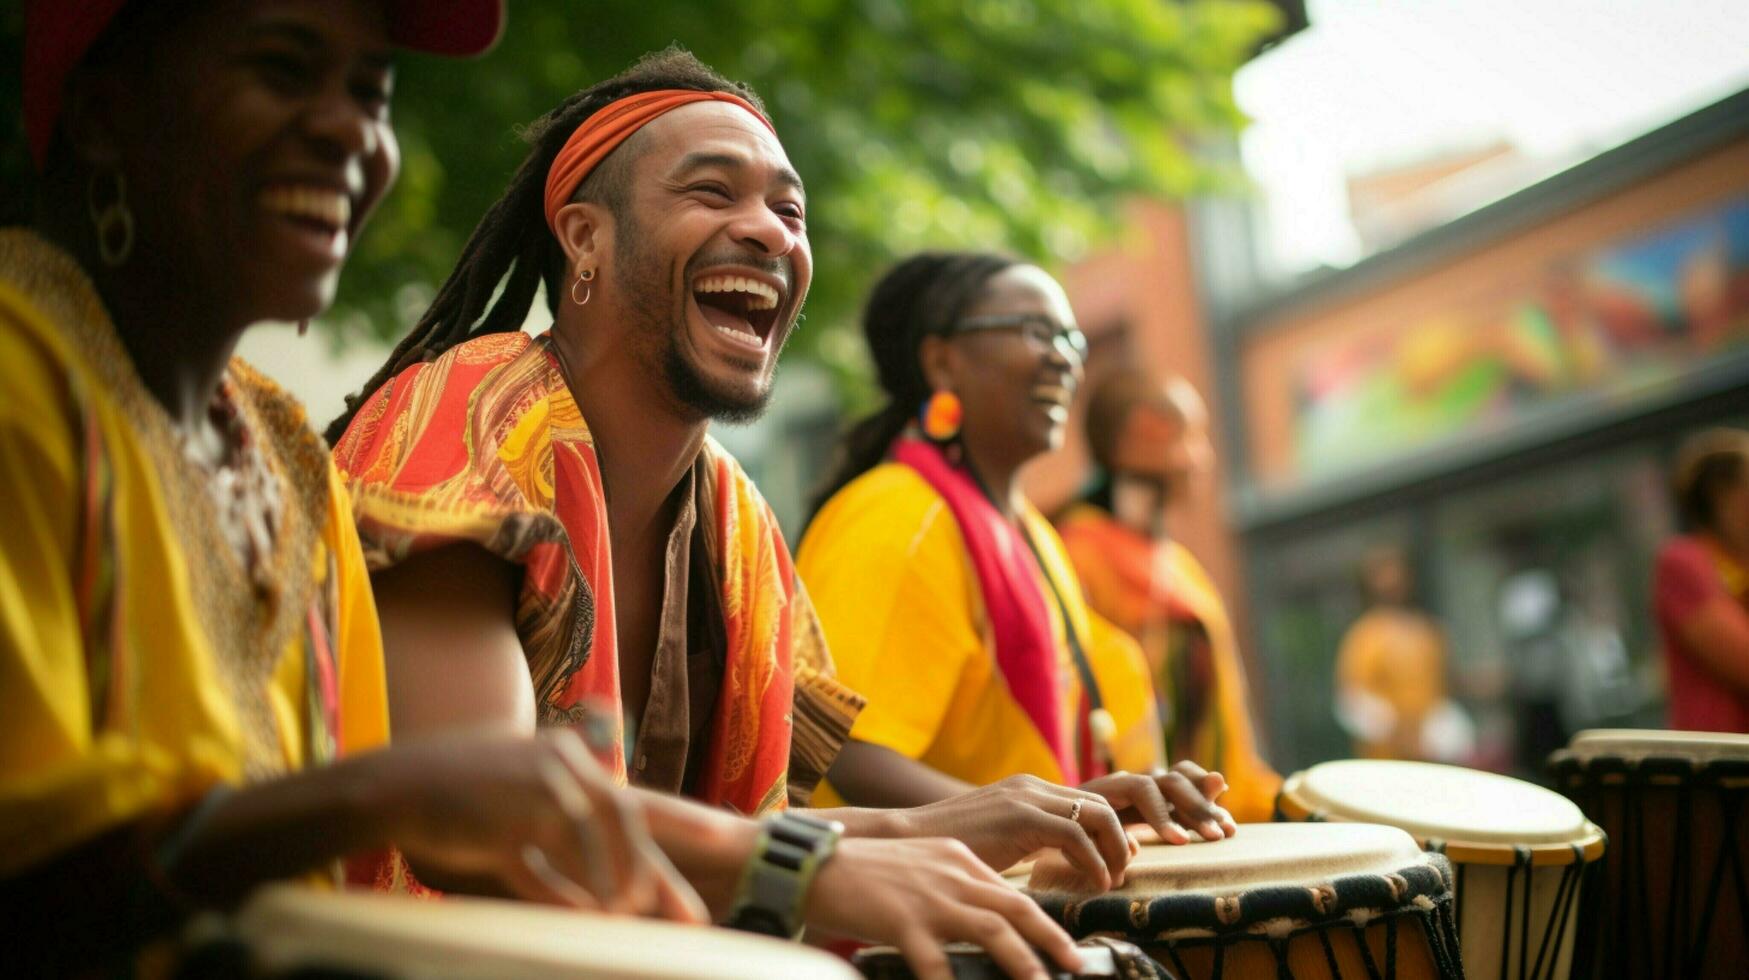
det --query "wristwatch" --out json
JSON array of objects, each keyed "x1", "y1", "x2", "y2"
[{"x1": 725, "y1": 811, "x2": 844, "y2": 938}]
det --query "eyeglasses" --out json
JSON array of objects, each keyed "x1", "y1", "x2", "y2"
[{"x1": 950, "y1": 313, "x2": 1089, "y2": 363}]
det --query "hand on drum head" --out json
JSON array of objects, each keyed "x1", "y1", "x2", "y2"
[
  {"x1": 888, "y1": 774, "x2": 1133, "y2": 891},
  {"x1": 806, "y1": 836, "x2": 1082, "y2": 980},
  {"x1": 367, "y1": 729, "x2": 708, "y2": 922},
  {"x1": 1079, "y1": 761, "x2": 1238, "y2": 845}
]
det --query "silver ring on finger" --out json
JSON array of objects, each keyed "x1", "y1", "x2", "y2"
[
  {"x1": 521, "y1": 843, "x2": 553, "y2": 872},
  {"x1": 1068, "y1": 799, "x2": 1083, "y2": 822}
]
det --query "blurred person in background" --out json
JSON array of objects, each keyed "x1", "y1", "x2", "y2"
[
  {"x1": 2, "y1": 2, "x2": 715, "y2": 974},
  {"x1": 1054, "y1": 370, "x2": 1281, "y2": 822},
  {"x1": 799, "y1": 252, "x2": 1239, "y2": 847},
  {"x1": 1654, "y1": 428, "x2": 1749, "y2": 733},
  {"x1": 1496, "y1": 564, "x2": 1574, "y2": 772},
  {"x1": 1335, "y1": 546, "x2": 1472, "y2": 761}
]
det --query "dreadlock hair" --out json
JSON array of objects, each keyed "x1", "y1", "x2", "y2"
[
  {"x1": 806, "y1": 251, "x2": 1019, "y2": 523},
  {"x1": 324, "y1": 47, "x2": 769, "y2": 445}
]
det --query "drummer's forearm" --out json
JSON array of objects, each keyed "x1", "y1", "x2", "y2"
[
  {"x1": 626, "y1": 751, "x2": 983, "y2": 917},
  {"x1": 163, "y1": 752, "x2": 399, "y2": 905},
  {"x1": 824, "y1": 739, "x2": 976, "y2": 809},
  {"x1": 628, "y1": 788, "x2": 761, "y2": 918}
]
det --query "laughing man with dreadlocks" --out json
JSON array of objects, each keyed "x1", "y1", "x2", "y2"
[{"x1": 325, "y1": 50, "x2": 1163, "y2": 973}]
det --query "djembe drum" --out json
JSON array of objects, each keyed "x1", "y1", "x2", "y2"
[
  {"x1": 1277, "y1": 759, "x2": 1603, "y2": 980},
  {"x1": 1019, "y1": 823, "x2": 1464, "y2": 979},
  {"x1": 1548, "y1": 728, "x2": 1749, "y2": 980},
  {"x1": 181, "y1": 884, "x2": 861, "y2": 979},
  {"x1": 853, "y1": 938, "x2": 1169, "y2": 979}
]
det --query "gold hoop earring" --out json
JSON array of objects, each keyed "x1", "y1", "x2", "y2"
[
  {"x1": 572, "y1": 267, "x2": 596, "y2": 306},
  {"x1": 87, "y1": 167, "x2": 134, "y2": 267}
]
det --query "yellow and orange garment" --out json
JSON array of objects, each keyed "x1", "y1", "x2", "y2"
[
  {"x1": 1056, "y1": 503, "x2": 1280, "y2": 822},
  {"x1": 333, "y1": 331, "x2": 860, "y2": 814},
  {"x1": 0, "y1": 228, "x2": 389, "y2": 877},
  {"x1": 1334, "y1": 607, "x2": 1448, "y2": 760},
  {"x1": 798, "y1": 462, "x2": 1160, "y2": 805}
]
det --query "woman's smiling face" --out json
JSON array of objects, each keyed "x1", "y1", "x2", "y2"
[
  {"x1": 81, "y1": 0, "x2": 400, "y2": 324},
  {"x1": 943, "y1": 264, "x2": 1086, "y2": 468}
]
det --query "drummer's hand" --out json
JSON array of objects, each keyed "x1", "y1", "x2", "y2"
[
  {"x1": 805, "y1": 836, "x2": 1081, "y2": 980},
  {"x1": 377, "y1": 729, "x2": 708, "y2": 922},
  {"x1": 890, "y1": 775, "x2": 1131, "y2": 890},
  {"x1": 1080, "y1": 761, "x2": 1238, "y2": 844}
]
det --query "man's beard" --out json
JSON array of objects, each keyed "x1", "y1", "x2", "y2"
[
  {"x1": 663, "y1": 343, "x2": 775, "y2": 425},
  {"x1": 612, "y1": 213, "x2": 781, "y2": 425}
]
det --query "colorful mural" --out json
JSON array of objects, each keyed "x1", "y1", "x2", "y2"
[{"x1": 1291, "y1": 196, "x2": 1749, "y2": 480}]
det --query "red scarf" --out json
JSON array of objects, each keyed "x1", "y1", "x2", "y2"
[{"x1": 892, "y1": 437, "x2": 1078, "y2": 782}]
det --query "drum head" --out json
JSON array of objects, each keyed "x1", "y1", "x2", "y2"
[
  {"x1": 1565, "y1": 727, "x2": 1749, "y2": 763},
  {"x1": 1025, "y1": 822, "x2": 1429, "y2": 896},
  {"x1": 1284, "y1": 759, "x2": 1591, "y2": 848},
  {"x1": 234, "y1": 885, "x2": 860, "y2": 980}
]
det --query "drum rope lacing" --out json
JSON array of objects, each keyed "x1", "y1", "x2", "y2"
[
  {"x1": 1553, "y1": 751, "x2": 1749, "y2": 979},
  {"x1": 1277, "y1": 790, "x2": 1591, "y2": 980},
  {"x1": 1067, "y1": 878, "x2": 1467, "y2": 979}
]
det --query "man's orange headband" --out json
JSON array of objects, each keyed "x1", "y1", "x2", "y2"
[{"x1": 542, "y1": 89, "x2": 775, "y2": 235}]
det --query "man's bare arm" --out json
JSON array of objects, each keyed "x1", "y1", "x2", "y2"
[{"x1": 370, "y1": 543, "x2": 537, "y2": 737}]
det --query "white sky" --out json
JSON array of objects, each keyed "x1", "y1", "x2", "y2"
[{"x1": 1234, "y1": 0, "x2": 1749, "y2": 277}]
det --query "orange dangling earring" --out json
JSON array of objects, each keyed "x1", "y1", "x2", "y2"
[{"x1": 919, "y1": 390, "x2": 962, "y2": 444}]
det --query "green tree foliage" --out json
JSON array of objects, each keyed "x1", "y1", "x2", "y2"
[
  {"x1": 1, "y1": 2, "x2": 1276, "y2": 390},
  {"x1": 346, "y1": 0, "x2": 1277, "y2": 388}
]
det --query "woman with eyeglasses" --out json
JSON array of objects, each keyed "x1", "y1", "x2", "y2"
[{"x1": 797, "y1": 252, "x2": 1239, "y2": 845}]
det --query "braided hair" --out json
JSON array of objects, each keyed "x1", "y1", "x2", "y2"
[
  {"x1": 806, "y1": 251, "x2": 1018, "y2": 522},
  {"x1": 325, "y1": 47, "x2": 768, "y2": 445}
]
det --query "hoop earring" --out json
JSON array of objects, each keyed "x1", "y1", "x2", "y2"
[
  {"x1": 87, "y1": 167, "x2": 135, "y2": 267},
  {"x1": 919, "y1": 390, "x2": 962, "y2": 444},
  {"x1": 571, "y1": 267, "x2": 596, "y2": 306}
]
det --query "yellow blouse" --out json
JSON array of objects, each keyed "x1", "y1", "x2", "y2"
[
  {"x1": 0, "y1": 229, "x2": 389, "y2": 876},
  {"x1": 799, "y1": 463, "x2": 1160, "y2": 805}
]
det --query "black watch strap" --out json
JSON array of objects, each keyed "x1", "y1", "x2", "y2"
[{"x1": 725, "y1": 811, "x2": 843, "y2": 939}]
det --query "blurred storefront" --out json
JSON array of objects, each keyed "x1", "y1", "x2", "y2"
[
  {"x1": 1033, "y1": 86, "x2": 1749, "y2": 779},
  {"x1": 1223, "y1": 89, "x2": 1749, "y2": 775}
]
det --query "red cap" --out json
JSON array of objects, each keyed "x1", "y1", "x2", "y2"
[{"x1": 23, "y1": 0, "x2": 506, "y2": 170}]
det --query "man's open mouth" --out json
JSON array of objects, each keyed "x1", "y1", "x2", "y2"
[{"x1": 692, "y1": 272, "x2": 783, "y2": 352}]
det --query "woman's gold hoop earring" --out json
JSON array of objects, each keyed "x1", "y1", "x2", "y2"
[
  {"x1": 572, "y1": 267, "x2": 596, "y2": 306},
  {"x1": 87, "y1": 168, "x2": 135, "y2": 268}
]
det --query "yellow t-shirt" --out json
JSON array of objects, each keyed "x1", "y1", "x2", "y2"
[
  {"x1": 1335, "y1": 607, "x2": 1447, "y2": 759},
  {"x1": 799, "y1": 463, "x2": 1159, "y2": 804},
  {"x1": 0, "y1": 229, "x2": 389, "y2": 877}
]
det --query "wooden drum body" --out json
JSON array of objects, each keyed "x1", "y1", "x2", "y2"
[
  {"x1": 200, "y1": 884, "x2": 860, "y2": 979},
  {"x1": 1549, "y1": 728, "x2": 1749, "y2": 980},
  {"x1": 1278, "y1": 759, "x2": 1604, "y2": 980},
  {"x1": 1019, "y1": 823, "x2": 1464, "y2": 980}
]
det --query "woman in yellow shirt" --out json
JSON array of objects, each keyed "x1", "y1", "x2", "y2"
[
  {"x1": 2, "y1": 3, "x2": 699, "y2": 972},
  {"x1": 1334, "y1": 547, "x2": 1458, "y2": 761},
  {"x1": 799, "y1": 252, "x2": 1237, "y2": 845}
]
